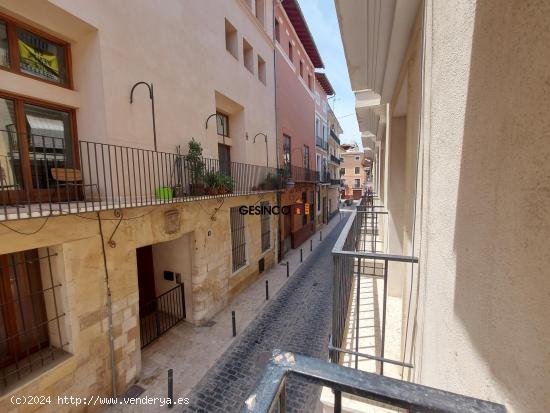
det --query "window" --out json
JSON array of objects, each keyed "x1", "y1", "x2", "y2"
[
  {"x1": 303, "y1": 145, "x2": 309, "y2": 169},
  {"x1": 354, "y1": 167, "x2": 360, "y2": 174},
  {"x1": 0, "y1": 18, "x2": 70, "y2": 86},
  {"x1": 0, "y1": 95, "x2": 76, "y2": 197},
  {"x1": 275, "y1": 19, "x2": 280, "y2": 43},
  {"x1": 257, "y1": 55, "x2": 266, "y2": 85},
  {"x1": 340, "y1": 168, "x2": 345, "y2": 176},
  {"x1": 315, "y1": 117, "x2": 320, "y2": 138},
  {"x1": 317, "y1": 189, "x2": 321, "y2": 211},
  {"x1": 216, "y1": 112, "x2": 229, "y2": 137},
  {"x1": 288, "y1": 42, "x2": 293, "y2": 64},
  {"x1": 354, "y1": 179, "x2": 360, "y2": 188},
  {"x1": 260, "y1": 201, "x2": 270, "y2": 252},
  {"x1": 299, "y1": 60, "x2": 304, "y2": 78},
  {"x1": 0, "y1": 248, "x2": 68, "y2": 390},
  {"x1": 230, "y1": 207, "x2": 247, "y2": 272},
  {"x1": 309, "y1": 191, "x2": 315, "y2": 223},
  {"x1": 255, "y1": 0, "x2": 265, "y2": 26},
  {"x1": 225, "y1": 19, "x2": 238, "y2": 59},
  {"x1": 355, "y1": 156, "x2": 360, "y2": 160},
  {"x1": 283, "y1": 134, "x2": 291, "y2": 173},
  {"x1": 243, "y1": 38, "x2": 254, "y2": 73},
  {"x1": 308, "y1": 73, "x2": 313, "y2": 90}
]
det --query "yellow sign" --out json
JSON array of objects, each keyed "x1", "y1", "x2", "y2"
[
  {"x1": 18, "y1": 40, "x2": 60, "y2": 80},
  {"x1": 304, "y1": 203, "x2": 310, "y2": 215}
]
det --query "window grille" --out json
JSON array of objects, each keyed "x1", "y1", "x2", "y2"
[
  {"x1": 230, "y1": 207, "x2": 246, "y2": 272},
  {"x1": 260, "y1": 202, "x2": 270, "y2": 252},
  {"x1": 0, "y1": 248, "x2": 68, "y2": 390}
]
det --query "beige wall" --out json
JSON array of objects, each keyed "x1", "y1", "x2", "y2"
[
  {"x1": 0, "y1": 192, "x2": 277, "y2": 410},
  {"x1": 408, "y1": 1, "x2": 550, "y2": 411},
  {"x1": 0, "y1": 0, "x2": 276, "y2": 167},
  {"x1": 340, "y1": 151, "x2": 365, "y2": 196}
]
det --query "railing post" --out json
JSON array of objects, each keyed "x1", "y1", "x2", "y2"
[
  {"x1": 232, "y1": 310, "x2": 237, "y2": 337},
  {"x1": 380, "y1": 258, "x2": 388, "y2": 376}
]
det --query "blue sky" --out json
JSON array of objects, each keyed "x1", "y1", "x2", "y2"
[{"x1": 297, "y1": 0, "x2": 361, "y2": 147}]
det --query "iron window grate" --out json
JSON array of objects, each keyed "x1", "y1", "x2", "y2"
[
  {"x1": 230, "y1": 207, "x2": 246, "y2": 272},
  {"x1": 260, "y1": 201, "x2": 271, "y2": 252},
  {"x1": 0, "y1": 248, "x2": 68, "y2": 390}
]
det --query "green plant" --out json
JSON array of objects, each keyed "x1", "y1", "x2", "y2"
[
  {"x1": 187, "y1": 138, "x2": 205, "y2": 183},
  {"x1": 259, "y1": 172, "x2": 279, "y2": 190},
  {"x1": 204, "y1": 170, "x2": 233, "y2": 194}
]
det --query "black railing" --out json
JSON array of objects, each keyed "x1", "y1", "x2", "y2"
[
  {"x1": 330, "y1": 154, "x2": 341, "y2": 164},
  {"x1": 330, "y1": 129, "x2": 340, "y2": 144},
  {"x1": 139, "y1": 284, "x2": 185, "y2": 348},
  {"x1": 331, "y1": 208, "x2": 418, "y2": 376},
  {"x1": 315, "y1": 136, "x2": 328, "y2": 150},
  {"x1": 0, "y1": 131, "x2": 283, "y2": 221},
  {"x1": 282, "y1": 165, "x2": 319, "y2": 183},
  {"x1": 241, "y1": 350, "x2": 506, "y2": 413},
  {"x1": 330, "y1": 178, "x2": 341, "y2": 186}
]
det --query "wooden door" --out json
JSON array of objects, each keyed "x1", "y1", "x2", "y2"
[{"x1": 136, "y1": 245, "x2": 156, "y2": 309}]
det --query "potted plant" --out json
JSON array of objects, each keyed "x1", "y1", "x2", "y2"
[
  {"x1": 187, "y1": 138, "x2": 205, "y2": 195},
  {"x1": 204, "y1": 171, "x2": 233, "y2": 195},
  {"x1": 258, "y1": 173, "x2": 280, "y2": 190}
]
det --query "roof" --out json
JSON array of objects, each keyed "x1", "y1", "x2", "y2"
[
  {"x1": 281, "y1": 0, "x2": 324, "y2": 69},
  {"x1": 315, "y1": 72, "x2": 335, "y2": 95}
]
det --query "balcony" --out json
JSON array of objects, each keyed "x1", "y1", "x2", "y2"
[
  {"x1": 330, "y1": 178, "x2": 342, "y2": 186},
  {"x1": 282, "y1": 165, "x2": 319, "y2": 183},
  {"x1": 330, "y1": 129, "x2": 340, "y2": 144},
  {"x1": 330, "y1": 154, "x2": 341, "y2": 164},
  {"x1": 0, "y1": 132, "x2": 282, "y2": 221},
  {"x1": 242, "y1": 206, "x2": 506, "y2": 412},
  {"x1": 315, "y1": 136, "x2": 328, "y2": 151}
]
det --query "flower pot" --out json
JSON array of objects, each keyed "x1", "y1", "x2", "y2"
[
  {"x1": 155, "y1": 186, "x2": 173, "y2": 200},
  {"x1": 189, "y1": 184, "x2": 205, "y2": 196}
]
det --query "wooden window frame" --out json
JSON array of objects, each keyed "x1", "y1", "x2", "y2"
[
  {"x1": 0, "y1": 90, "x2": 79, "y2": 203},
  {"x1": 230, "y1": 207, "x2": 247, "y2": 272},
  {"x1": 0, "y1": 13, "x2": 73, "y2": 89}
]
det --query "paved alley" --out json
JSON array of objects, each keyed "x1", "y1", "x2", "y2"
[{"x1": 183, "y1": 213, "x2": 350, "y2": 413}]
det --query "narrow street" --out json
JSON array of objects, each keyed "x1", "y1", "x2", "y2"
[{"x1": 183, "y1": 213, "x2": 350, "y2": 413}]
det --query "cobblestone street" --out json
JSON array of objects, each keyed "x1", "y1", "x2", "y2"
[{"x1": 183, "y1": 214, "x2": 349, "y2": 413}]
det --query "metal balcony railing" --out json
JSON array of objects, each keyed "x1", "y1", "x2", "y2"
[
  {"x1": 330, "y1": 154, "x2": 341, "y2": 164},
  {"x1": 315, "y1": 136, "x2": 328, "y2": 150},
  {"x1": 281, "y1": 165, "x2": 319, "y2": 183},
  {"x1": 330, "y1": 129, "x2": 340, "y2": 144},
  {"x1": 0, "y1": 131, "x2": 283, "y2": 221},
  {"x1": 330, "y1": 178, "x2": 342, "y2": 186},
  {"x1": 242, "y1": 350, "x2": 506, "y2": 413}
]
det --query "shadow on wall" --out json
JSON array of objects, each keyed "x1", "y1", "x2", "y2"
[{"x1": 453, "y1": 0, "x2": 550, "y2": 411}]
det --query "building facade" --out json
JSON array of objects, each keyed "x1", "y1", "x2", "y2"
[
  {"x1": 0, "y1": 0, "x2": 279, "y2": 407},
  {"x1": 274, "y1": 0, "x2": 323, "y2": 257},
  {"x1": 336, "y1": 0, "x2": 550, "y2": 412},
  {"x1": 327, "y1": 106, "x2": 342, "y2": 219},
  {"x1": 339, "y1": 144, "x2": 367, "y2": 200}
]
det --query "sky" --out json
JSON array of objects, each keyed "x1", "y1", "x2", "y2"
[{"x1": 297, "y1": 0, "x2": 361, "y2": 148}]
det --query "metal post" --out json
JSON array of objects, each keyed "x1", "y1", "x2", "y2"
[
  {"x1": 168, "y1": 369, "x2": 173, "y2": 408},
  {"x1": 380, "y1": 258, "x2": 388, "y2": 375},
  {"x1": 320, "y1": 230, "x2": 323, "y2": 241},
  {"x1": 310, "y1": 239, "x2": 313, "y2": 251},
  {"x1": 286, "y1": 261, "x2": 289, "y2": 278},
  {"x1": 300, "y1": 248, "x2": 303, "y2": 263},
  {"x1": 232, "y1": 311, "x2": 236, "y2": 337},
  {"x1": 355, "y1": 258, "x2": 361, "y2": 370},
  {"x1": 334, "y1": 390, "x2": 342, "y2": 413},
  {"x1": 265, "y1": 280, "x2": 269, "y2": 300}
]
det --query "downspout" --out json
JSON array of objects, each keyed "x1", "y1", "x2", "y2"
[
  {"x1": 97, "y1": 212, "x2": 117, "y2": 397},
  {"x1": 273, "y1": 0, "x2": 282, "y2": 261}
]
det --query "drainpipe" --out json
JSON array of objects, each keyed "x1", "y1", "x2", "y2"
[
  {"x1": 97, "y1": 212, "x2": 117, "y2": 398},
  {"x1": 273, "y1": 0, "x2": 282, "y2": 261}
]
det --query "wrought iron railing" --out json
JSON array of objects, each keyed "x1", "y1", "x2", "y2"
[
  {"x1": 330, "y1": 129, "x2": 340, "y2": 144},
  {"x1": 315, "y1": 136, "x2": 328, "y2": 150},
  {"x1": 282, "y1": 165, "x2": 319, "y2": 183},
  {"x1": 330, "y1": 154, "x2": 341, "y2": 164},
  {"x1": 139, "y1": 284, "x2": 185, "y2": 348},
  {"x1": 330, "y1": 178, "x2": 341, "y2": 186},
  {"x1": 0, "y1": 131, "x2": 283, "y2": 221},
  {"x1": 241, "y1": 350, "x2": 506, "y2": 413}
]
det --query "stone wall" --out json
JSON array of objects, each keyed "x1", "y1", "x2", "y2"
[{"x1": 0, "y1": 193, "x2": 277, "y2": 411}]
